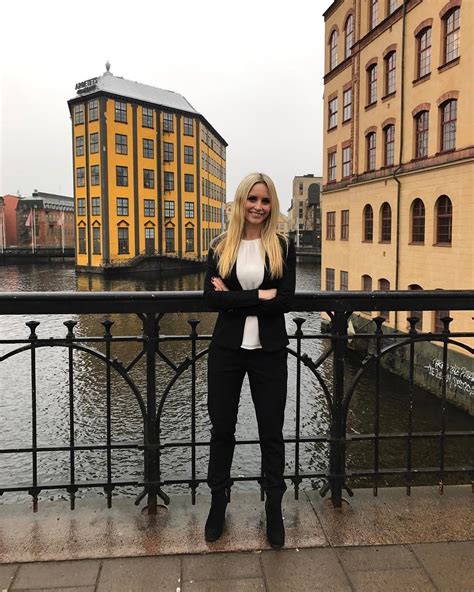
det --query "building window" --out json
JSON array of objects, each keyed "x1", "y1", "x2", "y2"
[
  {"x1": 144, "y1": 200, "x2": 155, "y2": 217},
  {"x1": 75, "y1": 136, "x2": 84, "y2": 156},
  {"x1": 340, "y1": 271, "x2": 349, "y2": 291},
  {"x1": 434, "y1": 307, "x2": 451, "y2": 333},
  {"x1": 367, "y1": 64, "x2": 377, "y2": 105},
  {"x1": 78, "y1": 227, "x2": 86, "y2": 253},
  {"x1": 342, "y1": 146, "x2": 352, "y2": 178},
  {"x1": 362, "y1": 274, "x2": 372, "y2": 291},
  {"x1": 164, "y1": 200, "x2": 175, "y2": 218},
  {"x1": 341, "y1": 209, "x2": 349, "y2": 240},
  {"x1": 74, "y1": 104, "x2": 84, "y2": 125},
  {"x1": 326, "y1": 268, "x2": 335, "y2": 291},
  {"x1": 443, "y1": 7, "x2": 460, "y2": 64},
  {"x1": 89, "y1": 132, "x2": 99, "y2": 154},
  {"x1": 89, "y1": 99, "x2": 98, "y2": 122},
  {"x1": 185, "y1": 227, "x2": 194, "y2": 251},
  {"x1": 417, "y1": 27, "x2": 431, "y2": 78},
  {"x1": 366, "y1": 132, "x2": 376, "y2": 171},
  {"x1": 143, "y1": 139, "x2": 154, "y2": 159},
  {"x1": 328, "y1": 97, "x2": 338, "y2": 129},
  {"x1": 384, "y1": 125, "x2": 395, "y2": 166},
  {"x1": 435, "y1": 195, "x2": 452, "y2": 245},
  {"x1": 164, "y1": 172, "x2": 174, "y2": 192},
  {"x1": 411, "y1": 198, "x2": 425, "y2": 243},
  {"x1": 163, "y1": 112, "x2": 174, "y2": 132},
  {"x1": 165, "y1": 227, "x2": 175, "y2": 252},
  {"x1": 370, "y1": 0, "x2": 379, "y2": 29},
  {"x1": 91, "y1": 165, "x2": 100, "y2": 186},
  {"x1": 415, "y1": 111, "x2": 429, "y2": 158},
  {"x1": 380, "y1": 202, "x2": 392, "y2": 242},
  {"x1": 116, "y1": 198, "x2": 129, "y2": 216},
  {"x1": 91, "y1": 197, "x2": 101, "y2": 216},
  {"x1": 183, "y1": 116, "x2": 194, "y2": 136},
  {"x1": 384, "y1": 51, "x2": 396, "y2": 95},
  {"x1": 343, "y1": 88, "x2": 352, "y2": 122},
  {"x1": 408, "y1": 284, "x2": 423, "y2": 331},
  {"x1": 299, "y1": 182, "x2": 304, "y2": 194},
  {"x1": 345, "y1": 14, "x2": 354, "y2": 58},
  {"x1": 328, "y1": 151, "x2": 336, "y2": 182},
  {"x1": 116, "y1": 166, "x2": 128, "y2": 186},
  {"x1": 143, "y1": 169, "x2": 155, "y2": 189},
  {"x1": 184, "y1": 145, "x2": 194, "y2": 164},
  {"x1": 76, "y1": 167, "x2": 85, "y2": 187},
  {"x1": 118, "y1": 227, "x2": 129, "y2": 254},
  {"x1": 115, "y1": 101, "x2": 127, "y2": 123},
  {"x1": 329, "y1": 30, "x2": 338, "y2": 70},
  {"x1": 115, "y1": 134, "x2": 128, "y2": 155},
  {"x1": 326, "y1": 211, "x2": 336, "y2": 240},
  {"x1": 363, "y1": 204, "x2": 373, "y2": 241},
  {"x1": 77, "y1": 198, "x2": 86, "y2": 216},
  {"x1": 440, "y1": 99, "x2": 457, "y2": 152},
  {"x1": 184, "y1": 174, "x2": 194, "y2": 192},
  {"x1": 185, "y1": 201, "x2": 194, "y2": 218},
  {"x1": 388, "y1": 0, "x2": 398, "y2": 15},
  {"x1": 92, "y1": 227, "x2": 101, "y2": 254},
  {"x1": 164, "y1": 142, "x2": 174, "y2": 162},
  {"x1": 378, "y1": 278, "x2": 390, "y2": 319},
  {"x1": 142, "y1": 107, "x2": 153, "y2": 128}
]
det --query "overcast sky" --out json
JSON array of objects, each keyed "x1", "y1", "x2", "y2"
[{"x1": 0, "y1": 0, "x2": 333, "y2": 212}]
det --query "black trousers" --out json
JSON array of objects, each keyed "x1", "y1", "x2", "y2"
[{"x1": 207, "y1": 342, "x2": 288, "y2": 495}]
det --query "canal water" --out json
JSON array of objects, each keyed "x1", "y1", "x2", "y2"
[{"x1": 0, "y1": 261, "x2": 471, "y2": 504}]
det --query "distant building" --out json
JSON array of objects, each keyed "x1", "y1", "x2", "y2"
[
  {"x1": 16, "y1": 191, "x2": 74, "y2": 250},
  {"x1": 225, "y1": 201, "x2": 233, "y2": 229},
  {"x1": 68, "y1": 63, "x2": 227, "y2": 271},
  {"x1": 277, "y1": 213, "x2": 289, "y2": 236},
  {"x1": 287, "y1": 175, "x2": 322, "y2": 248},
  {"x1": 0, "y1": 194, "x2": 20, "y2": 248}
]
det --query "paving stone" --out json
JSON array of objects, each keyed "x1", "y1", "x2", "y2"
[
  {"x1": 336, "y1": 545, "x2": 420, "y2": 571},
  {"x1": 348, "y1": 568, "x2": 436, "y2": 591},
  {"x1": 182, "y1": 578, "x2": 265, "y2": 591},
  {"x1": 261, "y1": 548, "x2": 352, "y2": 591},
  {"x1": 11, "y1": 560, "x2": 100, "y2": 590},
  {"x1": 96, "y1": 556, "x2": 181, "y2": 592},
  {"x1": 182, "y1": 552, "x2": 261, "y2": 581},
  {"x1": 411, "y1": 541, "x2": 474, "y2": 591},
  {"x1": 17, "y1": 588, "x2": 95, "y2": 592},
  {"x1": 0, "y1": 564, "x2": 18, "y2": 590}
]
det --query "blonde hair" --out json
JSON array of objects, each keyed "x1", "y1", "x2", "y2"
[{"x1": 213, "y1": 172, "x2": 288, "y2": 279}]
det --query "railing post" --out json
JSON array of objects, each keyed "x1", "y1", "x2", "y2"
[
  {"x1": 143, "y1": 313, "x2": 159, "y2": 514},
  {"x1": 329, "y1": 311, "x2": 348, "y2": 508}
]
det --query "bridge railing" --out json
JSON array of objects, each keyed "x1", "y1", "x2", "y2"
[{"x1": 0, "y1": 290, "x2": 472, "y2": 512}]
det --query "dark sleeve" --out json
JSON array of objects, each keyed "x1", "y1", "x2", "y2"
[
  {"x1": 235, "y1": 238, "x2": 296, "y2": 316},
  {"x1": 203, "y1": 247, "x2": 260, "y2": 312}
]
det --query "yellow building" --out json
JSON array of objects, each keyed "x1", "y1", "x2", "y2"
[
  {"x1": 322, "y1": 0, "x2": 473, "y2": 336},
  {"x1": 68, "y1": 64, "x2": 226, "y2": 271}
]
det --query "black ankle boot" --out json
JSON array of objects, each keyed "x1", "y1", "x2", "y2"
[
  {"x1": 265, "y1": 495, "x2": 285, "y2": 548},
  {"x1": 205, "y1": 489, "x2": 229, "y2": 542}
]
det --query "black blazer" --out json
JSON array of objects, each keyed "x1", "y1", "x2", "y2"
[{"x1": 204, "y1": 237, "x2": 296, "y2": 351}]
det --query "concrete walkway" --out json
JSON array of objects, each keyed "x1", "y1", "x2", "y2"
[{"x1": 0, "y1": 486, "x2": 473, "y2": 591}]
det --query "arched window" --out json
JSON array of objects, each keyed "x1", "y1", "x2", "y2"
[
  {"x1": 363, "y1": 205, "x2": 374, "y2": 242},
  {"x1": 345, "y1": 14, "x2": 354, "y2": 58},
  {"x1": 443, "y1": 7, "x2": 460, "y2": 64},
  {"x1": 378, "y1": 278, "x2": 390, "y2": 320},
  {"x1": 380, "y1": 202, "x2": 391, "y2": 242},
  {"x1": 408, "y1": 284, "x2": 423, "y2": 330},
  {"x1": 384, "y1": 51, "x2": 396, "y2": 95},
  {"x1": 366, "y1": 132, "x2": 376, "y2": 171},
  {"x1": 440, "y1": 99, "x2": 457, "y2": 152},
  {"x1": 417, "y1": 27, "x2": 431, "y2": 78},
  {"x1": 383, "y1": 125, "x2": 395, "y2": 166},
  {"x1": 370, "y1": 0, "x2": 379, "y2": 29},
  {"x1": 362, "y1": 274, "x2": 372, "y2": 291},
  {"x1": 367, "y1": 64, "x2": 377, "y2": 105},
  {"x1": 435, "y1": 195, "x2": 452, "y2": 245},
  {"x1": 329, "y1": 30, "x2": 338, "y2": 70},
  {"x1": 415, "y1": 111, "x2": 429, "y2": 158},
  {"x1": 411, "y1": 198, "x2": 425, "y2": 243}
]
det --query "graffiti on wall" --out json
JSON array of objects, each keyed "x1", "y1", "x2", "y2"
[{"x1": 424, "y1": 358, "x2": 474, "y2": 396}]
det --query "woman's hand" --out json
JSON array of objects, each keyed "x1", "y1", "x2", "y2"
[
  {"x1": 211, "y1": 277, "x2": 229, "y2": 291},
  {"x1": 258, "y1": 288, "x2": 277, "y2": 300}
]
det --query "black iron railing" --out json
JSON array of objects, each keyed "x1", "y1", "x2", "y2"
[{"x1": 0, "y1": 291, "x2": 472, "y2": 512}]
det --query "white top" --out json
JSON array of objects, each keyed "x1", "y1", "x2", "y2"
[{"x1": 236, "y1": 238, "x2": 265, "y2": 349}]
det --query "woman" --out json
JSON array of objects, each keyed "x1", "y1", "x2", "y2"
[{"x1": 203, "y1": 172, "x2": 296, "y2": 548}]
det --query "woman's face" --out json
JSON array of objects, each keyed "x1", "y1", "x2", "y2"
[{"x1": 244, "y1": 183, "x2": 272, "y2": 228}]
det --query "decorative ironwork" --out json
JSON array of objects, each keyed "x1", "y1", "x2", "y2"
[{"x1": 0, "y1": 290, "x2": 472, "y2": 513}]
